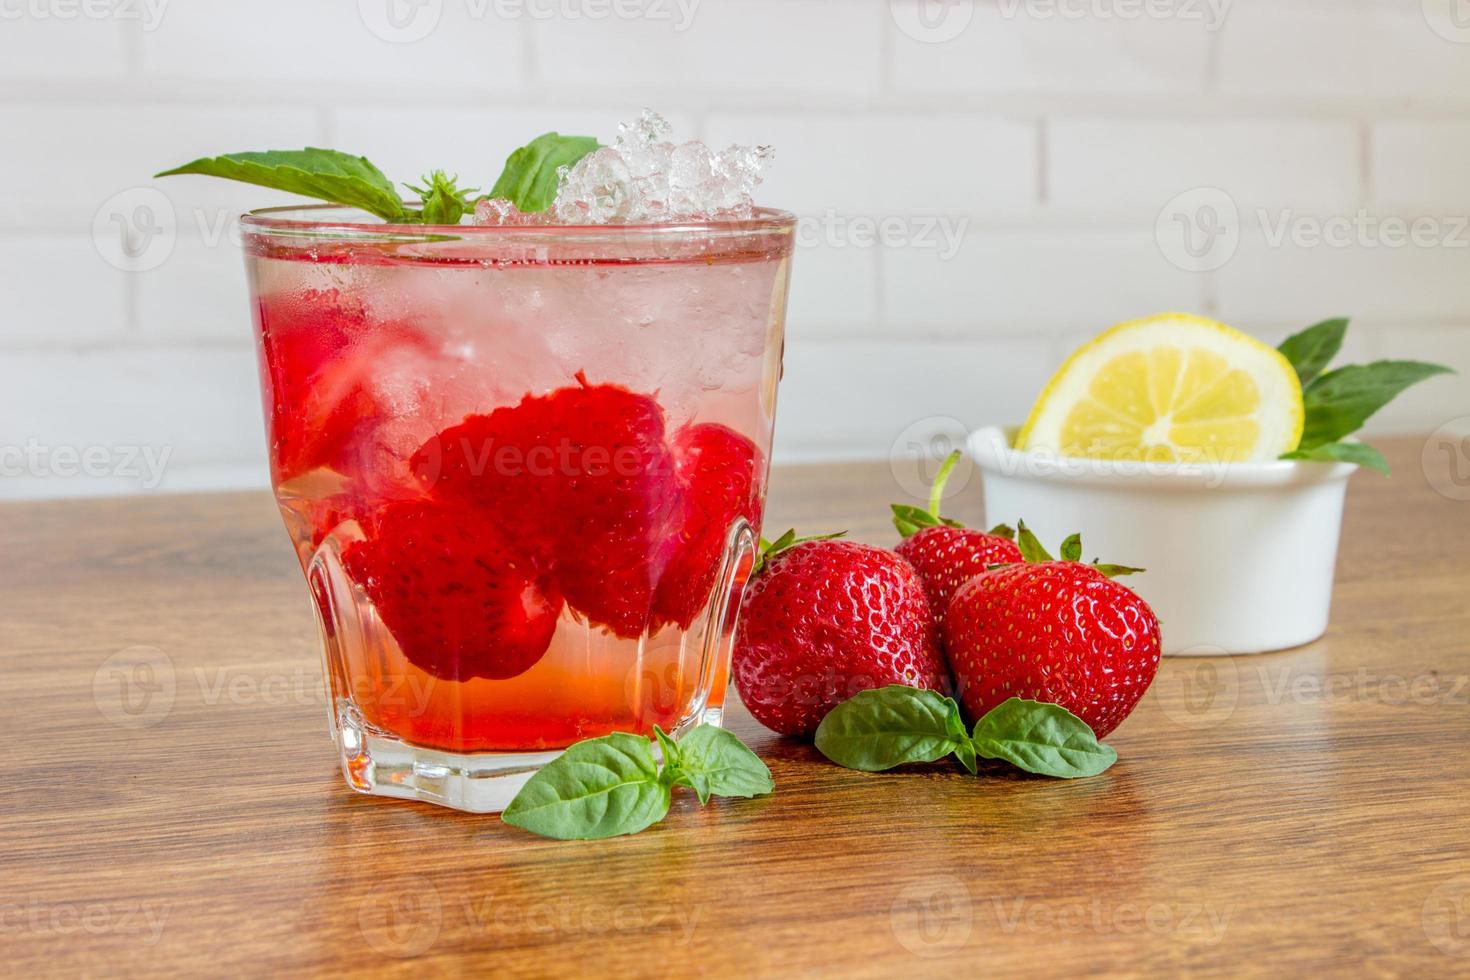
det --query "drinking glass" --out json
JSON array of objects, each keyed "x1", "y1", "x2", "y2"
[{"x1": 240, "y1": 205, "x2": 796, "y2": 812}]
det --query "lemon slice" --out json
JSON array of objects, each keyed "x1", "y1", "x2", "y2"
[{"x1": 1016, "y1": 313, "x2": 1304, "y2": 464}]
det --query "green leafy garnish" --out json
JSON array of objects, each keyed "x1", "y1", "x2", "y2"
[
  {"x1": 157, "y1": 130, "x2": 601, "y2": 223},
  {"x1": 813, "y1": 687, "x2": 972, "y2": 773},
  {"x1": 404, "y1": 170, "x2": 479, "y2": 225},
  {"x1": 970, "y1": 699, "x2": 1118, "y2": 778},
  {"x1": 1276, "y1": 317, "x2": 1347, "y2": 387},
  {"x1": 1298, "y1": 361, "x2": 1454, "y2": 449},
  {"x1": 814, "y1": 686, "x2": 1116, "y2": 780},
  {"x1": 156, "y1": 148, "x2": 409, "y2": 223},
  {"x1": 501, "y1": 724, "x2": 771, "y2": 840},
  {"x1": 1276, "y1": 318, "x2": 1453, "y2": 473},
  {"x1": 665, "y1": 725, "x2": 774, "y2": 804},
  {"x1": 489, "y1": 132, "x2": 601, "y2": 214},
  {"x1": 1281, "y1": 440, "x2": 1389, "y2": 474}
]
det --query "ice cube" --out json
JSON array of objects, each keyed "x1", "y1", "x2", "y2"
[
  {"x1": 552, "y1": 109, "x2": 772, "y2": 224},
  {"x1": 472, "y1": 198, "x2": 553, "y2": 226}
]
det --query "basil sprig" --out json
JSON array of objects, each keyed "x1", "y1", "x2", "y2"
[
  {"x1": 1276, "y1": 318, "x2": 1453, "y2": 473},
  {"x1": 815, "y1": 686, "x2": 1116, "y2": 780},
  {"x1": 156, "y1": 133, "x2": 600, "y2": 222},
  {"x1": 502, "y1": 724, "x2": 772, "y2": 840}
]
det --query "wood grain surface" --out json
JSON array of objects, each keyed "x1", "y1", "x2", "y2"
[{"x1": 3, "y1": 435, "x2": 1469, "y2": 977}]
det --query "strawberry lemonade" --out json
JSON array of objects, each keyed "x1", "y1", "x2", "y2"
[{"x1": 224, "y1": 116, "x2": 794, "y2": 810}]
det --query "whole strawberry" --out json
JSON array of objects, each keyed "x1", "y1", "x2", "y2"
[
  {"x1": 411, "y1": 372, "x2": 677, "y2": 638},
  {"x1": 733, "y1": 532, "x2": 948, "y2": 738},
  {"x1": 891, "y1": 451, "x2": 1022, "y2": 624},
  {"x1": 343, "y1": 499, "x2": 563, "y2": 682},
  {"x1": 943, "y1": 523, "x2": 1160, "y2": 739}
]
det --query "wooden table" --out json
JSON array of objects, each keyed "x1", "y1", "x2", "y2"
[{"x1": 4, "y1": 436, "x2": 1468, "y2": 976}]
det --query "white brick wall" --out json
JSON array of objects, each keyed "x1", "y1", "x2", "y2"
[{"x1": 1, "y1": 0, "x2": 1467, "y2": 499}]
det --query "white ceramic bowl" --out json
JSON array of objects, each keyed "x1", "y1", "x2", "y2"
[{"x1": 967, "y1": 426, "x2": 1359, "y2": 656}]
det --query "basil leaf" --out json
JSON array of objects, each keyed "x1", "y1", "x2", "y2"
[
  {"x1": 156, "y1": 148, "x2": 407, "y2": 223},
  {"x1": 1277, "y1": 318, "x2": 1348, "y2": 386},
  {"x1": 953, "y1": 737, "x2": 978, "y2": 775},
  {"x1": 814, "y1": 686, "x2": 966, "y2": 772},
  {"x1": 668, "y1": 725, "x2": 773, "y2": 805},
  {"x1": 945, "y1": 702, "x2": 978, "y2": 773},
  {"x1": 652, "y1": 723, "x2": 683, "y2": 789},
  {"x1": 971, "y1": 698, "x2": 1116, "y2": 778},
  {"x1": 1298, "y1": 360, "x2": 1454, "y2": 450},
  {"x1": 502, "y1": 732, "x2": 670, "y2": 840},
  {"x1": 1282, "y1": 440, "x2": 1389, "y2": 474},
  {"x1": 489, "y1": 132, "x2": 600, "y2": 213}
]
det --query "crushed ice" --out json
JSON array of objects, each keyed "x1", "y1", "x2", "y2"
[{"x1": 474, "y1": 110, "x2": 772, "y2": 226}]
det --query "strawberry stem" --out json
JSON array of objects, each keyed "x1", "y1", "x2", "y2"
[
  {"x1": 752, "y1": 528, "x2": 845, "y2": 576},
  {"x1": 1005, "y1": 520, "x2": 1145, "y2": 577},
  {"x1": 890, "y1": 450, "x2": 967, "y2": 539},
  {"x1": 927, "y1": 450, "x2": 962, "y2": 519}
]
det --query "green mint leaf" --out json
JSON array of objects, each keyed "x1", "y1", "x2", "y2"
[
  {"x1": 156, "y1": 148, "x2": 407, "y2": 223},
  {"x1": 1015, "y1": 520, "x2": 1055, "y2": 563},
  {"x1": 814, "y1": 686, "x2": 968, "y2": 772},
  {"x1": 1277, "y1": 317, "x2": 1349, "y2": 386},
  {"x1": 1282, "y1": 440, "x2": 1390, "y2": 474},
  {"x1": 1298, "y1": 360, "x2": 1454, "y2": 450},
  {"x1": 667, "y1": 725, "x2": 773, "y2": 805},
  {"x1": 489, "y1": 132, "x2": 600, "y2": 213},
  {"x1": 1059, "y1": 533, "x2": 1083, "y2": 562},
  {"x1": 971, "y1": 698, "x2": 1117, "y2": 779},
  {"x1": 502, "y1": 732, "x2": 669, "y2": 840}
]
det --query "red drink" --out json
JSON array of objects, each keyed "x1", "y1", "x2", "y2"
[{"x1": 242, "y1": 206, "x2": 796, "y2": 810}]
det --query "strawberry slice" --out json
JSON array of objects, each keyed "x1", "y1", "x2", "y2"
[
  {"x1": 254, "y1": 288, "x2": 366, "y2": 483},
  {"x1": 411, "y1": 373, "x2": 679, "y2": 638},
  {"x1": 341, "y1": 500, "x2": 562, "y2": 682},
  {"x1": 652, "y1": 423, "x2": 765, "y2": 631},
  {"x1": 256, "y1": 288, "x2": 435, "y2": 487}
]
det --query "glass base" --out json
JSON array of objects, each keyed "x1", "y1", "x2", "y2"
[{"x1": 334, "y1": 700, "x2": 727, "y2": 814}]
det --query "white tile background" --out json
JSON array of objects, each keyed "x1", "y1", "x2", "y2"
[{"x1": 1, "y1": 0, "x2": 1468, "y2": 498}]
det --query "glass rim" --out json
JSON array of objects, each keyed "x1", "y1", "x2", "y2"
[{"x1": 240, "y1": 202, "x2": 799, "y2": 241}]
